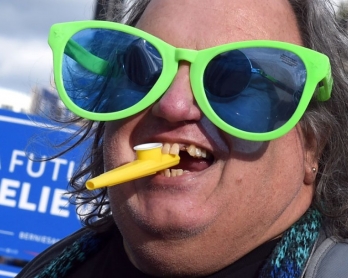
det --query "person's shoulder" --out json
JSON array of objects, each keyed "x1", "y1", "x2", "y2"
[
  {"x1": 305, "y1": 235, "x2": 348, "y2": 278},
  {"x1": 16, "y1": 226, "x2": 91, "y2": 278}
]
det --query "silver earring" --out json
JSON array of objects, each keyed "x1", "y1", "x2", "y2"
[{"x1": 312, "y1": 167, "x2": 317, "y2": 173}]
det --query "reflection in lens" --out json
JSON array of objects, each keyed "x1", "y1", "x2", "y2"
[
  {"x1": 123, "y1": 38, "x2": 162, "y2": 87},
  {"x1": 62, "y1": 28, "x2": 163, "y2": 115},
  {"x1": 204, "y1": 47, "x2": 307, "y2": 133},
  {"x1": 204, "y1": 50, "x2": 251, "y2": 99}
]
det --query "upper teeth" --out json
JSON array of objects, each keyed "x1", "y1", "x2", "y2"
[
  {"x1": 161, "y1": 143, "x2": 207, "y2": 158},
  {"x1": 159, "y1": 143, "x2": 210, "y2": 177},
  {"x1": 187, "y1": 144, "x2": 207, "y2": 158}
]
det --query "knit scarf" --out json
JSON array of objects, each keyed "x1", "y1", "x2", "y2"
[
  {"x1": 259, "y1": 208, "x2": 322, "y2": 277},
  {"x1": 35, "y1": 209, "x2": 321, "y2": 278}
]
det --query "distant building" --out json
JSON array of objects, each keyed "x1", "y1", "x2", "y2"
[
  {"x1": 0, "y1": 88, "x2": 32, "y2": 113},
  {"x1": 0, "y1": 86, "x2": 74, "y2": 121},
  {"x1": 30, "y1": 87, "x2": 73, "y2": 121}
]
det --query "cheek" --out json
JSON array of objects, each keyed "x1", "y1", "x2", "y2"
[
  {"x1": 103, "y1": 110, "x2": 155, "y2": 171},
  {"x1": 220, "y1": 130, "x2": 307, "y2": 215},
  {"x1": 103, "y1": 120, "x2": 134, "y2": 171}
]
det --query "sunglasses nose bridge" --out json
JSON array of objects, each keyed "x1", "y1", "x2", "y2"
[{"x1": 175, "y1": 48, "x2": 198, "y2": 64}]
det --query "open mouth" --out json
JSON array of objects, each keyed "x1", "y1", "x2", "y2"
[{"x1": 160, "y1": 143, "x2": 214, "y2": 177}]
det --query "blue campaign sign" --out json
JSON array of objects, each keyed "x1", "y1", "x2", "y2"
[{"x1": 0, "y1": 109, "x2": 88, "y2": 263}]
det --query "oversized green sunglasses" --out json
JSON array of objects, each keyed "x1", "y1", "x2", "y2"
[{"x1": 48, "y1": 20, "x2": 332, "y2": 141}]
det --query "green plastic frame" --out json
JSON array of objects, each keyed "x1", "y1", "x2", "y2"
[{"x1": 48, "y1": 20, "x2": 333, "y2": 141}]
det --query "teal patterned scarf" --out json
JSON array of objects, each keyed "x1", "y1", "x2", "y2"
[{"x1": 259, "y1": 208, "x2": 322, "y2": 277}]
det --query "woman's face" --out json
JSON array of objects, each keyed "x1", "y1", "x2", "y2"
[{"x1": 104, "y1": 0, "x2": 318, "y2": 275}]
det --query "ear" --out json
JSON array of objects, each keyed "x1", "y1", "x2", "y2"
[{"x1": 303, "y1": 130, "x2": 319, "y2": 185}]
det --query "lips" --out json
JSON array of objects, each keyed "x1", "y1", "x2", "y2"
[{"x1": 160, "y1": 143, "x2": 214, "y2": 177}]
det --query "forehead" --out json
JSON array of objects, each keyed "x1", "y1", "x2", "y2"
[{"x1": 136, "y1": 0, "x2": 303, "y2": 49}]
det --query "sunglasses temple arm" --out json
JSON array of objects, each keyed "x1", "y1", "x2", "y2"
[
  {"x1": 317, "y1": 71, "x2": 333, "y2": 101},
  {"x1": 252, "y1": 68, "x2": 298, "y2": 96},
  {"x1": 64, "y1": 39, "x2": 111, "y2": 76}
]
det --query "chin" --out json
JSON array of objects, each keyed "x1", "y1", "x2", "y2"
[{"x1": 123, "y1": 200, "x2": 214, "y2": 240}]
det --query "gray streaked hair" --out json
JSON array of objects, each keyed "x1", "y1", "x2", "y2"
[
  {"x1": 69, "y1": 0, "x2": 348, "y2": 238},
  {"x1": 288, "y1": 0, "x2": 348, "y2": 238}
]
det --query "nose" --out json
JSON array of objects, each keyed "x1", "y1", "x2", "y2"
[{"x1": 151, "y1": 62, "x2": 203, "y2": 123}]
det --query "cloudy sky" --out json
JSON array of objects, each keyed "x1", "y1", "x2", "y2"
[
  {"x1": 0, "y1": 0, "x2": 95, "y2": 95},
  {"x1": 0, "y1": 0, "x2": 344, "y2": 97}
]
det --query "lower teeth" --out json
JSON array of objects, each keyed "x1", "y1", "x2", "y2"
[{"x1": 162, "y1": 169, "x2": 186, "y2": 177}]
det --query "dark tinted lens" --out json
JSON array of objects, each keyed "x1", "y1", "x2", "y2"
[
  {"x1": 62, "y1": 28, "x2": 163, "y2": 114},
  {"x1": 204, "y1": 47, "x2": 307, "y2": 133}
]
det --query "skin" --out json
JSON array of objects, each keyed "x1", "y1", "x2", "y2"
[{"x1": 104, "y1": 0, "x2": 319, "y2": 276}]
